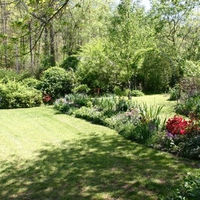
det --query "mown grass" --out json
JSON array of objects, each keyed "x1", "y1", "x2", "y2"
[
  {"x1": 0, "y1": 98, "x2": 199, "y2": 200},
  {"x1": 131, "y1": 94, "x2": 177, "y2": 120}
]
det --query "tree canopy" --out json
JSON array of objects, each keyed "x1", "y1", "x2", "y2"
[{"x1": 0, "y1": 0, "x2": 200, "y2": 93}]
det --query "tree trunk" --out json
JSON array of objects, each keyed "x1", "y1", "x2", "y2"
[
  {"x1": 49, "y1": 22, "x2": 56, "y2": 66},
  {"x1": 29, "y1": 22, "x2": 34, "y2": 73}
]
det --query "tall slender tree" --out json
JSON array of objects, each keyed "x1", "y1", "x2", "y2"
[{"x1": 107, "y1": 0, "x2": 155, "y2": 90}]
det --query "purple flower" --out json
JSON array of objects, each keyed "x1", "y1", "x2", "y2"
[{"x1": 166, "y1": 131, "x2": 175, "y2": 138}]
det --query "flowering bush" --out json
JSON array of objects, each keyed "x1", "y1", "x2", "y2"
[
  {"x1": 165, "y1": 114, "x2": 200, "y2": 159},
  {"x1": 166, "y1": 115, "x2": 200, "y2": 136},
  {"x1": 166, "y1": 115, "x2": 189, "y2": 135}
]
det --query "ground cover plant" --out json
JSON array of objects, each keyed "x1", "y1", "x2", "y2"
[
  {"x1": 167, "y1": 172, "x2": 200, "y2": 200},
  {"x1": 0, "y1": 106, "x2": 200, "y2": 200}
]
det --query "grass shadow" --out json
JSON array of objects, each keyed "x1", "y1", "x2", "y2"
[{"x1": 0, "y1": 133, "x2": 198, "y2": 200}]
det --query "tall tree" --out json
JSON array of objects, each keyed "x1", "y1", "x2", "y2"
[
  {"x1": 107, "y1": 0, "x2": 155, "y2": 90},
  {"x1": 19, "y1": 0, "x2": 70, "y2": 67},
  {"x1": 149, "y1": 0, "x2": 200, "y2": 85},
  {"x1": 60, "y1": 0, "x2": 112, "y2": 57}
]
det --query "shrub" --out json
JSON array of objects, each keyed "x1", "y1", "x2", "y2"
[
  {"x1": 0, "y1": 81, "x2": 42, "y2": 109},
  {"x1": 113, "y1": 86, "x2": 124, "y2": 96},
  {"x1": 128, "y1": 104, "x2": 163, "y2": 145},
  {"x1": 72, "y1": 84, "x2": 90, "y2": 94},
  {"x1": 21, "y1": 78, "x2": 41, "y2": 89},
  {"x1": 54, "y1": 94, "x2": 91, "y2": 113},
  {"x1": 73, "y1": 106, "x2": 105, "y2": 125},
  {"x1": 164, "y1": 115, "x2": 200, "y2": 159},
  {"x1": 39, "y1": 67, "x2": 74, "y2": 99},
  {"x1": 65, "y1": 93, "x2": 90, "y2": 107},
  {"x1": 124, "y1": 89, "x2": 131, "y2": 97},
  {"x1": 164, "y1": 133, "x2": 200, "y2": 159},
  {"x1": 105, "y1": 111, "x2": 138, "y2": 139},
  {"x1": 166, "y1": 115, "x2": 189, "y2": 135},
  {"x1": 54, "y1": 98, "x2": 71, "y2": 113},
  {"x1": 106, "y1": 104, "x2": 163, "y2": 145},
  {"x1": 126, "y1": 104, "x2": 164, "y2": 145},
  {"x1": 169, "y1": 84, "x2": 180, "y2": 100},
  {"x1": 131, "y1": 90, "x2": 144, "y2": 97},
  {"x1": 60, "y1": 55, "x2": 79, "y2": 71},
  {"x1": 175, "y1": 95, "x2": 200, "y2": 117},
  {"x1": 116, "y1": 98, "x2": 130, "y2": 112}
]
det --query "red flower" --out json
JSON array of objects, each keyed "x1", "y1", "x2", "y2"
[
  {"x1": 43, "y1": 94, "x2": 51, "y2": 102},
  {"x1": 166, "y1": 115, "x2": 189, "y2": 135}
]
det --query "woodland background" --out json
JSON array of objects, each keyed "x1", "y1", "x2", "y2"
[{"x1": 1, "y1": 0, "x2": 200, "y2": 93}]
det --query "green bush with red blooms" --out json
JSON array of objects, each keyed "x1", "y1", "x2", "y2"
[
  {"x1": 164, "y1": 114, "x2": 200, "y2": 159},
  {"x1": 166, "y1": 114, "x2": 200, "y2": 136}
]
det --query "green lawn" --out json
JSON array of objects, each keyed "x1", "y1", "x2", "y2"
[
  {"x1": 131, "y1": 93, "x2": 177, "y2": 120},
  {"x1": 0, "y1": 101, "x2": 199, "y2": 200}
]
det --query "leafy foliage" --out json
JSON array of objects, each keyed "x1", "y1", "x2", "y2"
[
  {"x1": 176, "y1": 94, "x2": 200, "y2": 117},
  {"x1": 0, "y1": 81, "x2": 42, "y2": 109},
  {"x1": 131, "y1": 90, "x2": 144, "y2": 97},
  {"x1": 73, "y1": 106, "x2": 105, "y2": 125},
  {"x1": 60, "y1": 55, "x2": 79, "y2": 71},
  {"x1": 0, "y1": 69, "x2": 21, "y2": 83},
  {"x1": 54, "y1": 98, "x2": 71, "y2": 113},
  {"x1": 169, "y1": 84, "x2": 180, "y2": 101},
  {"x1": 76, "y1": 38, "x2": 112, "y2": 92},
  {"x1": 54, "y1": 93, "x2": 91, "y2": 114},
  {"x1": 39, "y1": 67, "x2": 74, "y2": 99},
  {"x1": 141, "y1": 51, "x2": 174, "y2": 93},
  {"x1": 72, "y1": 84, "x2": 90, "y2": 94},
  {"x1": 21, "y1": 78, "x2": 41, "y2": 89},
  {"x1": 55, "y1": 94, "x2": 164, "y2": 146},
  {"x1": 163, "y1": 114, "x2": 200, "y2": 159},
  {"x1": 168, "y1": 173, "x2": 200, "y2": 200}
]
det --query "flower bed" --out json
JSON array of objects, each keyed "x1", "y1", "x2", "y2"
[
  {"x1": 165, "y1": 114, "x2": 200, "y2": 159},
  {"x1": 54, "y1": 94, "x2": 200, "y2": 160}
]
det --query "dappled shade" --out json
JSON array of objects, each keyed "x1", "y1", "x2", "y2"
[{"x1": 0, "y1": 132, "x2": 196, "y2": 200}]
